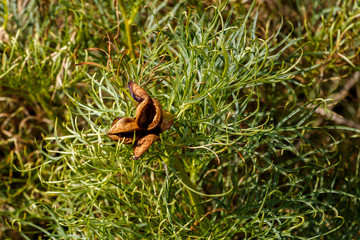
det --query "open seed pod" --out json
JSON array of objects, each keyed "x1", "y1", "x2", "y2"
[
  {"x1": 135, "y1": 97, "x2": 163, "y2": 131},
  {"x1": 107, "y1": 81, "x2": 174, "y2": 159},
  {"x1": 107, "y1": 117, "x2": 140, "y2": 144}
]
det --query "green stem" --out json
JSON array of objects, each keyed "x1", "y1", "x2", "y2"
[
  {"x1": 118, "y1": 0, "x2": 136, "y2": 59},
  {"x1": 124, "y1": 19, "x2": 135, "y2": 59},
  {"x1": 2, "y1": 0, "x2": 8, "y2": 30},
  {"x1": 165, "y1": 156, "x2": 210, "y2": 231}
]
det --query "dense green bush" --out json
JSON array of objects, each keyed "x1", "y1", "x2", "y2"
[{"x1": 1, "y1": 0, "x2": 359, "y2": 239}]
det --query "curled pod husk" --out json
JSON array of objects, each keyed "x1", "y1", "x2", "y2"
[
  {"x1": 135, "y1": 96, "x2": 157, "y2": 130},
  {"x1": 128, "y1": 81, "x2": 149, "y2": 102},
  {"x1": 133, "y1": 134, "x2": 159, "y2": 160},
  {"x1": 146, "y1": 98, "x2": 162, "y2": 130},
  {"x1": 107, "y1": 117, "x2": 140, "y2": 144}
]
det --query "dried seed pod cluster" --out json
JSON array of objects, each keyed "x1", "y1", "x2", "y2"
[{"x1": 107, "y1": 81, "x2": 174, "y2": 159}]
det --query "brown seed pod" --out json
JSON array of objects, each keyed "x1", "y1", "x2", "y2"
[
  {"x1": 107, "y1": 117, "x2": 140, "y2": 134},
  {"x1": 147, "y1": 98, "x2": 162, "y2": 130},
  {"x1": 107, "y1": 117, "x2": 140, "y2": 144},
  {"x1": 106, "y1": 133, "x2": 135, "y2": 144},
  {"x1": 107, "y1": 81, "x2": 175, "y2": 159},
  {"x1": 133, "y1": 134, "x2": 159, "y2": 160},
  {"x1": 128, "y1": 81, "x2": 149, "y2": 102},
  {"x1": 135, "y1": 96, "x2": 157, "y2": 130}
]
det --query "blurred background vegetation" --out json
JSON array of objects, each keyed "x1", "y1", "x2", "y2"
[{"x1": 1, "y1": 0, "x2": 359, "y2": 239}]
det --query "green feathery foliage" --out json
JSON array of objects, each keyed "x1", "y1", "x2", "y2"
[{"x1": 1, "y1": 0, "x2": 359, "y2": 239}]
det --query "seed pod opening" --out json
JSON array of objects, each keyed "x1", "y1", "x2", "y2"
[
  {"x1": 147, "y1": 98, "x2": 162, "y2": 130},
  {"x1": 135, "y1": 96, "x2": 156, "y2": 130}
]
